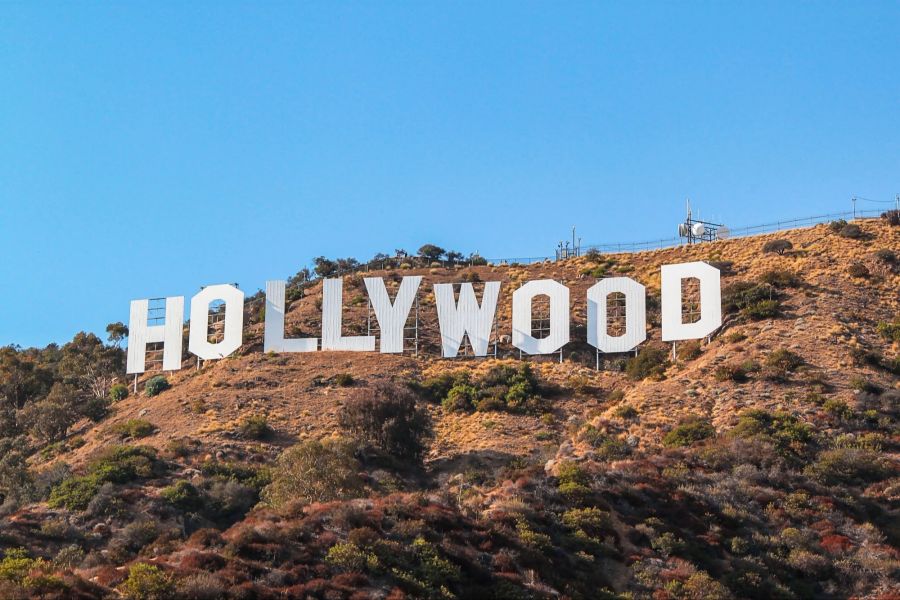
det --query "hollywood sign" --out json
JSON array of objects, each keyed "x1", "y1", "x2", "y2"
[{"x1": 126, "y1": 261, "x2": 721, "y2": 374}]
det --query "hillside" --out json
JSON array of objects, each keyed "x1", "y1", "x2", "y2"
[{"x1": 0, "y1": 217, "x2": 897, "y2": 599}]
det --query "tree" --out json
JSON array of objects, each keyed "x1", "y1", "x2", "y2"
[
  {"x1": 105, "y1": 322, "x2": 129, "y2": 348},
  {"x1": 339, "y1": 382, "x2": 433, "y2": 461},
  {"x1": 762, "y1": 239, "x2": 793, "y2": 255},
  {"x1": 18, "y1": 383, "x2": 81, "y2": 443},
  {"x1": 0, "y1": 346, "x2": 53, "y2": 410},
  {"x1": 418, "y1": 244, "x2": 446, "y2": 262},
  {"x1": 313, "y1": 256, "x2": 338, "y2": 278},
  {"x1": 446, "y1": 251, "x2": 464, "y2": 265},
  {"x1": 57, "y1": 332, "x2": 124, "y2": 400}
]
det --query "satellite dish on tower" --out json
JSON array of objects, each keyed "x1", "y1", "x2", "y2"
[
  {"x1": 716, "y1": 225, "x2": 730, "y2": 240},
  {"x1": 691, "y1": 222, "x2": 706, "y2": 237},
  {"x1": 678, "y1": 223, "x2": 689, "y2": 237}
]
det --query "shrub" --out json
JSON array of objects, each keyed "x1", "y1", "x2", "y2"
[
  {"x1": 112, "y1": 419, "x2": 156, "y2": 440},
  {"x1": 765, "y1": 348, "x2": 803, "y2": 378},
  {"x1": 237, "y1": 415, "x2": 272, "y2": 440},
  {"x1": 823, "y1": 399, "x2": 854, "y2": 421},
  {"x1": 612, "y1": 405, "x2": 638, "y2": 419},
  {"x1": 626, "y1": 346, "x2": 669, "y2": 381},
  {"x1": 438, "y1": 364, "x2": 545, "y2": 414},
  {"x1": 828, "y1": 219, "x2": 848, "y2": 232},
  {"x1": 876, "y1": 320, "x2": 900, "y2": 342},
  {"x1": 847, "y1": 262, "x2": 870, "y2": 278},
  {"x1": 160, "y1": 480, "x2": 203, "y2": 511},
  {"x1": 677, "y1": 340, "x2": 703, "y2": 361},
  {"x1": 261, "y1": 438, "x2": 362, "y2": 508},
  {"x1": 442, "y1": 383, "x2": 477, "y2": 412},
  {"x1": 144, "y1": 376, "x2": 169, "y2": 397},
  {"x1": 662, "y1": 417, "x2": 715, "y2": 447},
  {"x1": 762, "y1": 239, "x2": 792, "y2": 255},
  {"x1": 715, "y1": 364, "x2": 748, "y2": 383},
  {"x1": 880, "y1": 209, "x2": 900, "y2": 226},
  {"x1": 333, "y1": 373, "x2": 355, "y2": 387},
  {"x1": 576, "y1": 425, "x2": 630, "y2": 460},
  {"x1": 339, "y1": 381, "x2": 432, "y2": 461},
  {"x1": 742, "y1": 299, "x2": 780, "y2": 320},
  {"x1": 722, "y1": 282, "x2": 779, "y2": 319},
  {"x1": 839, "y1": 223, "x2": 864, "y2": 239},
  {"x1": 109, "y1": 383, "x2": 129, "y2": 402},
  {"x1": 849, "y1": 376, "x2": 882, "y2": 394},
  {"x1": 759, "y1": 269, "x2": 802, "y2": 288},
  {"x1": 730, "y1": 410, "x2": 813, "y2": 456},
  {"x1": 175, "y1": 573, "x2": 226, "y2": 600},
  {"x1": 874, "y1": 248, "x2": 897, "y2": 263},
  {"x1": 725, "y1": 331, "x2": 747, "y2": 343},
  {"x1": 325, "y1": 542, "x2": 376, "y2": 572},
  {"x1": 805, "y1": 448, "x2": 889, "y2": 485},
  {"x1": 562, "y1": 507, "x2": 610, "y2": 535},
  {"x1": 119, "y1": 563, "x2": 174, "y2": 600},
  {"x1": 49, "y1": 446, "x2": 162, "y2": 510},
  {"x1": 650, "y1": 532, "x2": 685, "y2": 557}
]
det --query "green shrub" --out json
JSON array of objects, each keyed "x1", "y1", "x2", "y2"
[
  {"x1": 237, "y1": 415, "x2": 272, "y2": 440},
  {"x1": 160, "y1": 480, "x2": 203, "y2": 511},
  {"x1": 662, "y1": 417, "x2": 715, "y2": 447},
  {"x1": 715, "y1": 363, "x2": 748, "y2": 383},
  {"x1": 613, "y1": 405, "x2": 638, "y2": 419},
  {"x1": 723, "y1": 282, "x2": 779, "y2": 319},
  {"x1": 650, "y1": 532, "x2": 685, "y2": 557},
  {"x1": 828, "y1": 219, "x2": 848, "y2": 233},
  {"x1": 730, "y1": 410, "x2": 813, "y2": 456},
  {"x1": 823, "y1": 399, "x2": 854, "y2": 421},
  {"x1": 119, "y1": 563, "x2": 174, "y2": 600},
  {"x1": 759, "y1": 269, "x2": 802, "y2": 288},
  {"x1": 261, "y1": 438, "x2": 362, "y2": 508},
  {"x1": 765, "y1": 349, "x2": 803, "y2": 378},
  {"x1": 743, "y1": 299, "x2": 780, "y2": 320},
  {"x1": 849, "y1": 376, "x2": 882, "y2": 394},
  {"x1": 562, "y1": 507, "x2": 610, "y2": 535},
  {"x1": 876, "y1": 320, "x2": 900, "y2": 342},
  {"x1": 577, "y1": 425, "x2": 630, "y2": 460},
  {"x1": 443, "y1": 383, "x2": 477, "y2": 412},
  {"x1": 109, "y1": 383, "x2": 129, "y2": 402},
  {"x1": 805, "y1": 448, "x2": 890, "y2": 485},
  {"x1": 49, "y1": 446, "x2": 162, "y2": 510},
  {"x1": 325, "y1": 542, "x2": 377, "y2": 572},
  {"x1": 333, "y1": 373, "x2": 355, "y2": 387},
  {"x1": 626, "y1": 346, "x2": 669, "y2": 381},
  {"x1": 144, "y1": 376, "x2": 169, "y2": 397},
  {"x1": 112, "y1": 419, "x2": 156, "y2": 439},
  {"x1": 437, "y1": 364, "x2": 545, "y2": 415}
]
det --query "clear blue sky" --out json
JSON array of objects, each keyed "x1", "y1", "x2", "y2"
[{"x1": 1, "y1": 2, "x2": 897, "y2": 348}]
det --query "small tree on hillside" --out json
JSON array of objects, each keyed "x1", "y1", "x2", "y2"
[
  {"x1": 339, "y1": 382, "x2": 432, "y2": 462},
  {"x1": 418, "y1": 244, "x2": 446, "y2": 262},
  {"x1": 762, "y1": 239, "x2": 793, "y2": 255}
]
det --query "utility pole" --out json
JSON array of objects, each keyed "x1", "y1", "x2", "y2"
[{"x1": 852, "y1": 196, "x2": 857, "y2": 219}]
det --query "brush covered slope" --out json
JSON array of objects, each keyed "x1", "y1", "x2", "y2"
[{"x1": 0, "y1": 218, "x2": 897, "y2": 599}]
